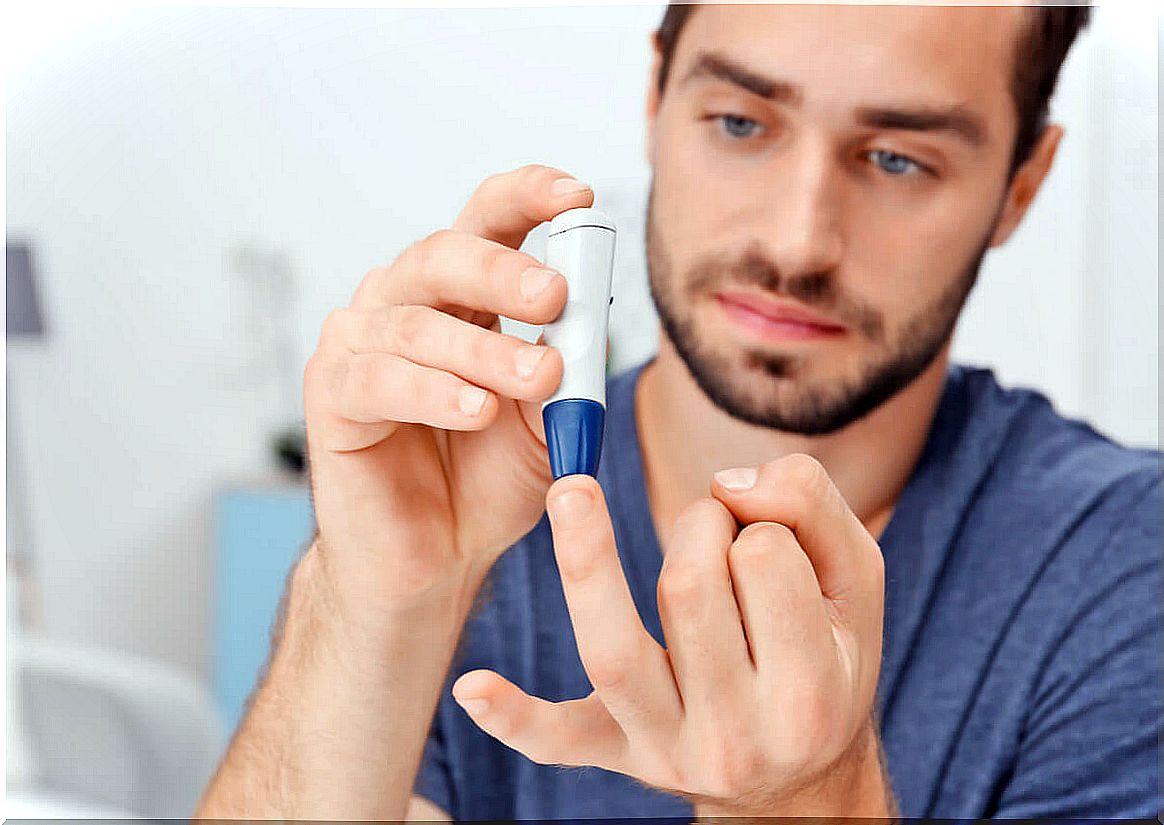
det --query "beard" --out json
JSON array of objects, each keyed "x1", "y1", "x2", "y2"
[{"x1": 644, "y1": 180, "x2": 992, "y2": 436}]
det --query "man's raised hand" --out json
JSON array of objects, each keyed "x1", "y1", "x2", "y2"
[{"x1": 450, "y1": 454, "x2": 893, "y2": 817}]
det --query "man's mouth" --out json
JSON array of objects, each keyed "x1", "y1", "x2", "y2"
[{"x1": 714, "y1": 290, "x2": 848, "y2": 342}]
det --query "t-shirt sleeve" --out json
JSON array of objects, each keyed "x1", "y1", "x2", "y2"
[
  {"x1": 994, "y1": 474, "x2": 1161, "y2": 818},
  {"x1": 412, "y1": 693, "x2": 455, "y2": 819}
]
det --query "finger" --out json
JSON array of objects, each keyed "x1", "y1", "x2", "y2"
[
  {"x1": 546, "y1": 475, "x2": 682, "y2": 742},
  {"x1": 353, "y1": 231, "x2": 569, "y2": 328},
  {"x1": 726, "y1": 521, "x2": 835, "y2": 677},
  {"x1": 452, "y1": 163, "x2": 594, "y2": 249},
  {"x1": 322, "y1": 350, "x2": 498, "y2": 435},
  {"x1": 514, "y1": 330, "x2": 554, "y2": 445},
  {"x1": 710, "y1": 454, "x2": 884, "y2": 622},
  {"x1": 451, "y1": 669, "x2": 624, "y2": 770},
  {"x1": 323, "y1": 305, "x2": 563, "y2": 403},
  {"x1": 656, "y1": 498, "x2": 752, "y2": 712}
]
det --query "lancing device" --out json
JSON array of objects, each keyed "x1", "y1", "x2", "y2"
[{"x1": 540, "y1": 207, "x2": 617, "y2": 479}]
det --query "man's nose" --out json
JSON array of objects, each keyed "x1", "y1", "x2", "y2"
[{"x1": 762, "y1": 139, "x2": 845, "y2": 280}]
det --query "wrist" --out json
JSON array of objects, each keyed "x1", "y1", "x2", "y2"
[
  {"x1": 267, "y1": 538, "x2": 485, "y2": 687},
  {"x1": 203, "y1": 538, "x2": 487, "y2": 821},
  {"x1": 302, "y1": 534, "x2": 489, "y2": 641},
  {"x1": 693, "y1": 720, "x2": 896, "y2": 820}
]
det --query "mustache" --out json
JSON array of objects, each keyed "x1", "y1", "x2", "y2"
[{"x1": 686, "y1": 245, "x2": 884, "y2": 342}]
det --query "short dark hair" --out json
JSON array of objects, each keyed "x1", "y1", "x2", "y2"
[{"x1": 653, "y1": 2, "x2": 1092, "y2": 177}]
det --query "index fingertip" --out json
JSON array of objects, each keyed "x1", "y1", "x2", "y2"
[{"x1": 548, "y1": 476, "x2": 599, "y2": 523}]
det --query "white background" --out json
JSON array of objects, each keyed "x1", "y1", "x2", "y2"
[{"x1": 5, "y1": 3, "x2": 1158, "y2": 682}]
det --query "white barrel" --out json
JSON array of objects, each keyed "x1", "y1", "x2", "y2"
[{"x1": 541, "y1": 208, "x2": 617, "y2": 409}]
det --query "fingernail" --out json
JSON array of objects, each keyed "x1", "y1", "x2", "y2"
[
  {"x1": 458, "y1": 385, "x2": 488, "y2": 416},
  {"x1": 456, "y1": 696, "x2": 491, "y2": 716},
  {"x1": 515, "y1": 345, "x2": 546, "y2": 380},
  {"x1": 551, "y1": 487, "x2": 593, "y2": 522},
  {"x1": 715, "y1": 466, "x2": 757, "y2": 491},
  {"x1": 521, "y1": 266, "x2": 559, "y2": 302},
  {"x1": 551, "y1": 176, "x2": 591, "y2": 196}
]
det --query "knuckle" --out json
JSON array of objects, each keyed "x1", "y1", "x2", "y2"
[
  {"x1": 357, "y1": 265, "x2": 391, "y2": 297},
  {"x1": 779, "y1": 453, "x2": 830, "y2": 502},
  {"x1": 737, "y1": 520, "x2": 795, "y2": 550},
  {"x1": 586, "y1": 647, "x2": 637, "y2": 692},
  {"x1": 395, "y1": 238, "x2": 427, "y2": 276},
  {"x1": 412, "y1": 228, "x2": 456, "y2": 270},
  {"x1": 318, "y1": 307, "x2": 349, "y2": 346},
  {"x1": 476, "y1": 170, "x2": 507, "y2": 196},
  {"x1": 673, "y1": 496, "x2": 728, "y2": 533},
  {"x1": 730, "y1": 522, "x2": 800, "y2": 579},
  {"x1": 517, "y1": 162, "x2": 556, "y2": 182},
  {"x1": 729, "y1": 526, "x2": 773, "y2": 567},
  {"x1": 667, "y1": 498, "x2": 734, "y2": 555},
  {"x1": 391, "y1": 304, "x2": 434, "y2": 352},
  {"x1": 658, "y1": 559, "x2": 702, "y2": 611},
  {"x1": 424, "y1": 227, "x2": 457, "y2": 247}
]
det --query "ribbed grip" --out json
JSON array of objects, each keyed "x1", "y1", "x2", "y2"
[{"x1": 543, "y1": 399, "x2": 605, "y2": 478}]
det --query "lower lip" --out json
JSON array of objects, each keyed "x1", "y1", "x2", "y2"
[{"x1": 716, "y1": 295, "x2": 846, "y2": 341}]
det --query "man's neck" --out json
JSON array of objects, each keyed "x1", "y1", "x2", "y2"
[{"x1": 635, "y1": 336, "x2": 951, "y2": 551}]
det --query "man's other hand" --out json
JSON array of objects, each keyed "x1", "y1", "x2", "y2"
[{"x1": 448, "y1": 454, "x2": 894, "y2": 818}]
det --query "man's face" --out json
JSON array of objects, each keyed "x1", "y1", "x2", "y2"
[{"x1": 645, "y1": 4, "x2": 1028, "y2": 434}]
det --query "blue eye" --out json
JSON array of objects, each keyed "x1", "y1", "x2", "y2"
[
  {"x1": 716, "y1": 114, "x2": 762, "y2": 140},
  {"x1": 869, "y1": 149, "x2": 923, "y2": 176}
]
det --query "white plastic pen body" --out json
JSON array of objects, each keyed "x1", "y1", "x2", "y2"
[{"x1": 539, "y1": 207, "x2": 617, "y2": 478}]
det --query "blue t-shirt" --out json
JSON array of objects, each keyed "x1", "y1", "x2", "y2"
[{"x1": 414, "y1": 358, "x2": 1161, "y2": 819}]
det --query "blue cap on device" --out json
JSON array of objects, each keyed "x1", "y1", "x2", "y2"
[{"x1": 543, "y1": 398, "x2": 605, "y2": 479}]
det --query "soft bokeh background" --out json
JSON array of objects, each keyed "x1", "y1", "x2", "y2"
[{"x1": 4, "y1": 2, "x2": 1158, "y2": 818}]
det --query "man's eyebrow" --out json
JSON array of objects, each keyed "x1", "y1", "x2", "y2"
[
  {"x1": 680, "y1": 50, "x2": 988, "y2": 148},
  {"x1": 680, "y1": 51, "x2": 802, "y2": 104},
  {"x1": 855, "y1": 104, "x2": 987, "y2": 147}
]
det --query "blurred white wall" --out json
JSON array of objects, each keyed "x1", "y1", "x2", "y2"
[{"x1": 5, "y1": 3, "x2": 1158, "y2": 677}]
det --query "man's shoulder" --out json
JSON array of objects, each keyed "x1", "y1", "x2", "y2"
[
  {"x1": 947, "y1": 364, "x2": 1160, "y2": 554},
  {"x1": 953, "y1": 363, "x2": 1158, "y2": 482}
]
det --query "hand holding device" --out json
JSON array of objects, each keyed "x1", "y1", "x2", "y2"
[
  {"x1": 199, "y1": 165, "x2": 598, "y2": 822},
  {"x1": 301, "y1": 165, "x2": 594, "y2": 610}
]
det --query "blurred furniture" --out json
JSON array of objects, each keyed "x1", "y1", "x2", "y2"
[
  {"x1": 9, "y1": 633, "x2": 224, "y2": 820},
  {"x1": 7, "y1": 238, "x2": 47, "y2": 629},
  {"x1": 6, "y1": 240, "x2": 46, "y2": 337},
  {"x1": 213, "y1": 481, "x2": 314, "y2": 733}
]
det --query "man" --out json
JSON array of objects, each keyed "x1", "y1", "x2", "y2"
[{"x1": 196, "y1": 2, "x2": 1160, "y2": 820}]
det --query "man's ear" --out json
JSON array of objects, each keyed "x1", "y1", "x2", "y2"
[
  {"x1": 988, "y1": 123, "x2": 1064, "y2": 248},
  {"x1": 645, "y1": 32, "x2": 663, "y2": 167}
]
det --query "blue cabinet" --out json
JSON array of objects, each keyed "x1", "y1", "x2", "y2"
[{"x1": 213, "y1": 484, "x2": 315, "y2": 733}]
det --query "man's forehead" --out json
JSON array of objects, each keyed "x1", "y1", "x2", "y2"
[{"x1": 674, "y1": 4, "x2": 1028, "y2": 120}]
